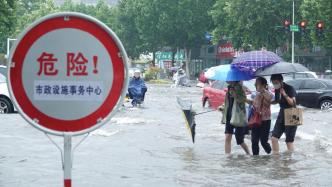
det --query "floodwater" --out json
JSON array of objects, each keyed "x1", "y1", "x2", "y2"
[{"x1": 1, "y1": 84, "x2": 332, "y2": 187}]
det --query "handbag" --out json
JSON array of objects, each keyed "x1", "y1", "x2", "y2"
[
  {"x1": 284, "y1": 99, "x2": 303, "y2": 126},
  {"x1": 248, "y1": 96, "x2": 264, "y2": 128},
  {"x1": 230, "y1": 99, "x2": 248, "y2": 127}
]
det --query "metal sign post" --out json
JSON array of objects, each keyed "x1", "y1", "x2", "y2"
[
  {"x1": 8, "y1": 12, "x2": 128, "y2": 186},
  {"x1": 291, "y1": 0, "x2": 295, "y2": 63},
  {"x1": 63, "y1": 133, "x2": 72, "y2": 187}
]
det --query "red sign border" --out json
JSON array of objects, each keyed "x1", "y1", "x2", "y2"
[{"x1": 9, "y1": 13, "x2": 126, "y2": 134}]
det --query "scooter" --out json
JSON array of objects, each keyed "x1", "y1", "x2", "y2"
[
  {"x1": 172, "y1": 69, "x2": 191, "y2": 87},
  {"x1": 128, "y1": 87, "x2": 147, "y2": 107}
]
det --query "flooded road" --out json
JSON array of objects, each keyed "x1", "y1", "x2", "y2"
[{"x1": 1, "y1": 84, "x2": 332, "y2": 186}]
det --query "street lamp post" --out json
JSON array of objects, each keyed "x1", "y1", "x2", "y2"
[
  {"x1": 6, "y1": 38, "x2": 17, "y2": 60},
  {"x1": 292, "y1": 0, "x2": 295, "y2": 63}
]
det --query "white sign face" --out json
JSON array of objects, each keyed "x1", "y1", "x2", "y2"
[
  {"x1": 33, "y1": 81, "x2": 104, "y2": 101},
  {"x1": 23, "y1": 28, "x2": 113, "y2": 120},
  {"x1": 8, "y1": 13, "x2": 128, "y2": 135}
]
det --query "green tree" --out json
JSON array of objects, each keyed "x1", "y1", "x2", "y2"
[
  {"x1": 117, "y1": 0, "x2": 144, "y2": 59},
  {"x1": 60, "y1": 0, "x2": 119, "y2": 35},
  {"x1": 134, "y1": 0, "x2": 164, "y2": 64},
  {"x1": 14, "y1": 0, "x2": 58, "y2": 36},
  {"x1": 116, "y1": 0, "x2": 214, "y2": 70},
  {"x1": 60, "y1": 0, "x2": 96, "y2": 15},
  {"x1": 0, "y1": 0, "x2": 17, "y2": 53},
  {"x1": 211, "y1": 0, "x2": 296, "y2": 51},
  {"x1": 95, "y1": 0, "x2": 117, "y2": 27},
  {"x1": 158, "y1": 0, "x2": 215, "y2": 74},
  {"x1": 301, "y1": 0, "x2": 332, "y2": 50}
]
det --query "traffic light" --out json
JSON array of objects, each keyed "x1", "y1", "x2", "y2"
[
  {"x1": 283, "y1": 20, "x2": 291, "y2": 32},
  {"x1": 299, "y1": 20, "x2": 307, "y2": 35},
  {"x1": 316, "y1": 21, "x2": 324, "y2": 37}
]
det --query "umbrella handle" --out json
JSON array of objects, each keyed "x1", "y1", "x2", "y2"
[{"x1": 194, "y1": 110, "x2": 216, "y2": 116}]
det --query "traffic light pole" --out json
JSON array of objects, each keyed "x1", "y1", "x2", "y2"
[{"x1": 291, "y1": 0, "x2": 295, "y2": 64}]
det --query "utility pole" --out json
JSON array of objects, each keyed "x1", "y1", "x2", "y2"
[{"x1": 291, "y1": 0, "x2": 295, "y2": 63}]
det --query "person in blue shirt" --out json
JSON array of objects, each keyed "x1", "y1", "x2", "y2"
[{"x1": 128, "y1": 70, "x2": 147, "y2": 106}]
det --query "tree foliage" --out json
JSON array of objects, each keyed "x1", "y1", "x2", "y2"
[
  {"x1": 14, "y1": 0, "x2": 58, "y2": 36},
  {"x1": 211, "y1": 0, "x2": 331, "y2": 52},
  {"x1": 1, "y1": 0, "x2": 330, "y2": 60},
  {"x1": 116, "y1": 0, "x2": 215, "y2": 67},
  {"x1": 0, "y1": 0, "x2": 16, "y2": 53},
  {"x1": 211, "y1": 0, "x2": 295, "y2": 50},
  {"x1": 300, "y1": 0, "x2": 332, "y2": 50},
  {"x1": 117, "y1": 0, "x2": 142, "y2": 58}
]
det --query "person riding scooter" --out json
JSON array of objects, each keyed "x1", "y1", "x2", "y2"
[
  {"x1": 173, "y1": 69, "x2": 190, "y2": 87},
  {"x1": 128, "y1": 70, "x2": 147, "y2": 107}
]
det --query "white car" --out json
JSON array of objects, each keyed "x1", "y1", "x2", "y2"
[
  {"x1": 0, "y1": 65, "x2": 7, "y2": 78},
  {"x1": 0, "y1": 72, "x2": 15, "y2": 113},
  {"x1": 283, "y1": 71, "x2": 318, "y2": 81}
]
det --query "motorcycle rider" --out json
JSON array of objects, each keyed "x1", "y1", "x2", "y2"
[
  {"x1": 173, "y1": 69, "x2": 190, "y2": 87},
  {"x1": 128, "y1": 69, "x2": 147, "y2": 107}
]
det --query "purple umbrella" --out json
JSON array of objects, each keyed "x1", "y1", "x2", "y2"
[{"x1": 232, "y1": 50, "x2": 282, "y2": 71}]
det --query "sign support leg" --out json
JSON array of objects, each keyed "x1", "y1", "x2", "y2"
[{"x1": 64, "y1": 133, "x2": 72, "y2": 187}]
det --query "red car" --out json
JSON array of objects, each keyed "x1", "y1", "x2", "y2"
[
  {"x1": 198, "y1": 68, "x2": 209, "y2": 83},
  {"x1": 202, "y1": 80, "x2": 254, "y2": 109},
  {"x1": 202, "y1": 81, "x2": 228, "y2": 109}
]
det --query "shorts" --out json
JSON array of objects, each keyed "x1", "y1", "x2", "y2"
[
  {"x1": 272, "y1": 111, "x2": 297, "y2": 143},
  {"x1": 225, "y1": 121, "x2": 246, "y2": 145}
]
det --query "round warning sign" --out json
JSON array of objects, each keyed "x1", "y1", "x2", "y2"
[{"x1": 8, "y1": 12, "x2": 128, "y2": 136}]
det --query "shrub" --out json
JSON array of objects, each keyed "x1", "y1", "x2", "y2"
[{"x1": 144, "y1": 67, "x2": 161, "y2": 81}]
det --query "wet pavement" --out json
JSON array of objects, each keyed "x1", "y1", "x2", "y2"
[{"x1": 1, "y1": 84, "x2": 332, "y2": 186}]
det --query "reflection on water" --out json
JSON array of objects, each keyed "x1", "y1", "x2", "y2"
[
  {"x1": 259, "y1": 153, "x2": 297, "y2": 179},
  {"x1": 173, "y1": 150, "x2": 310, "y2": 186},
  {"x1": 172, "y1": 147, "x2": 197, "y2": 163}
]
